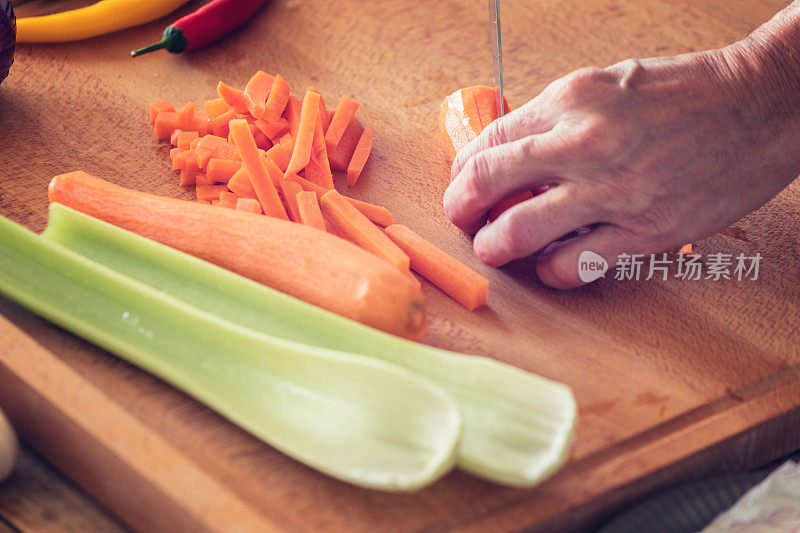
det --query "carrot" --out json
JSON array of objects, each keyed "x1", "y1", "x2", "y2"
[
  {"x1": 473, "y1": 86, "x2": 510, "y2": 130},
  {"x1": 194, "y1": 135, "x2": 228, "y2": 167},
  {"x1": 170, "y1": 130, "x2": 199, "y2": 150},
  {"x1": 219, "y1": 190, "x2": 239, "y2": 203},
  {"x1": 307, "y1": 86, "x2": 331, "y2": 132},
  {"x1": 154, "y1": 111, "x2": 178, "y2": 140},
  {"x1": 320, "y1": 190, "x2": 409, "y2": 272},
  {"x1": 263, "y1": 74, "x2": 290, "y2": 123},
  {"x1": 277, "y1": 178, "x2": 303, "y2": 222},
  {"x1": 325, "y1": 97, "x2": 360, "y2": 153},
  {"x1": 244, "y1": 71, "x2": 274, "y2": 120},
  {"x1": 459, "y1": 87, "x2": 484, "y2": 135},
  {"x1": 679, "y1": 243, "x2": 693, "y2": 254},
  {"x1": 169, "y1": 148, "x2": 186, "y2": 167},
  {"x1": 49, "y1": 171, "x2": 427, "y2": 340},
  {"x1": 210, "y1": 109, "x2": 238, "y2": 138},
  {"x1": 196, "y1": 184, "x2": 227, "y2": 202},
  {"x1": 236, "y1": 198, "x2": 262, "y2": 214},
  {"x1": 263, "y1": 157, "x2": 284, "y2": 188},
  {"x1": 285, "y1": 91, "x2": 320, "y2": 177},
  {"x1": 283, "y1": 95, "x2": 302, "y2": 138},
  {"x1": 295, "y1": 190, "x2": 326, "y2": 231},
  {"x1": 207, "y1": 158, "x2": 242, "y2": 184},
  {"x1": 227, "y1": 168, "x2": 258, "y2": 199},
  {"x1": 179, "y1": 152, "x2": 201, "y2": 186},
  {"x1": 253, "y1": 127, "x2": 273, "y2": 151},
  {"x1": 149, "y1": 100, "x2": 174, "y2": 123},
  {"x1": 305, "y1": 109, "x2": 333, "y2": 189},
  {"x1": 328, "y1": 116, "x2": 363, "y2": 171},
  {"x1": 255, "y1": 117, "x2": 288, "y2": 140},
  {"x1": 217, "y1": 81, "x2": 249, "y2": 114},
  {"x1": 439, "y1": 89, "x2": 478, "y2": 161},
  {"x1": 286, "y1": 174, "x2": 396, "y2": 227},
  {"x1": 487, "y1": 191, "x2": 534, "y2": 222},
  {"x1": 175, "y1": 101, "x2": 197, "y2": 131},
  {"x1": 204, "y1": 98, "x2": 230, "y2": 120},
  {"x1": 229, "y1": 119, "x2": 288, "y2": 220},
  {"x1": 195, "y1": 173, "x2": 214, "y2": 186},
  {"x1": 385, "y1": 224, "x2": 488, "y2": 310},
  {"x1": 346, "y1": 125, "x2": 372, "y2": 187},
  {"x1": 266, "y1": 142, "x2": 294, "y2": 173}
]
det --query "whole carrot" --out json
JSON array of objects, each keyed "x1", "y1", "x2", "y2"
[{"x1": 131, "y1": 0, "x2": 268, "y2": 57}]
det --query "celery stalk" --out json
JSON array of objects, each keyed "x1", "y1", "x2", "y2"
[
  {"x1": 43, "y1": 204, "x2": 576, "y2": 487},
  {"x1": 0, "y1": 213, "x2": 461, "y2": 491}
]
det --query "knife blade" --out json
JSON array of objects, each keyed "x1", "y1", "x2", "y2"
[{"x1": 488, "y1": 0, "x2": 505, "y2": 118}]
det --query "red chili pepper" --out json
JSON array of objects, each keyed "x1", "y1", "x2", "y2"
[{"x1": 131, "y1": 0, "x2": 268, "y2": 57}]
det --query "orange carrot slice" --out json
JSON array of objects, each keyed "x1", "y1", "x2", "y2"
[
  {"x1": 283, "y1": 95, "x2": 302, "y2": 138},
  {"x1": 285, "y1": 90, "x2": 320, "y2": 176},
  {"x1": 305, "y1": 109, "x2": 333, "y2": 188},
  {"x1": 236, "y1": 198, "x2": 262, "y2": 214},
  {"x1": 149, "y1": 100, "x2": 174, "y2": 123},
  {"x1": 320, "y1": 190, "x2": 409, "y2": 272},
  {"x1": 190, "y1": 112, "x2": 209, "y2": 136},
  {"x1": 217, "y1": 81, "x2": 249, "y2": 114},
  {"x1": 385, "y1": 224, "x2": 489, "y2": 310},
  {"x1": 263, "y1": 157, "x2": 284, "y2": 188},
  {"x1": 209, "y1": 109, "x2": 237, "y2": 138},
  {"x1": 219, "y1": 190, "x2": 239, "y2": 203},
  {"x1": 195, "y1": 173, "x2": 214, "y2": 186},
  {"x1": 196, "y1": 184, "x2": 227, "y2": 202},
  {"x1": 175, "y1": 101, "x2": 197, "y2": 131},
  {"x1": 286, "y1": 174, "x2": 396, "y2": 227},
  {"x1": 229, "y1": 118, "x2": 288, "y2": 220},
  {"x1": 295, "y1": 190, "x2": 326, "y2": 231},
  {"x1": 227, "y1": 168, "x2": 258, "y2": 199},
  {"x1": 307, "y1": 86, "x2": 331, "y2": 132},
  {"x1": 276, "y1": 178, "x2": 302, "y2": 222},
  {"x1": 179, "y1": 152, "x2": 201, "y2": 186},
  {"x1": 328, "y1": 116, "x2": 363, "y2": 171},
  {"x1": 244, "y1": 71, "x2": 275, "y2": 119},
  {"x1": 263, "y1": 74, "x2": 291, "y2": 123},
  {"x1": 207, "y1": 158, "x2": 241, "y2": 184},
  {"x1": 255, "y1": 117, "x2": 289, "y2": 140},
  {"x1": 252, "y1": 127, "x2": 272, "y2": 151},
  {"x1": 346, "y1": 125, "x2": 372, "y2": 187},
  {"x1": 266, "y1": 142, "x2": 294, "y2": 173},
  {"x1": 325, "y1": 97, "x2": 360, "y2": 153},
  {"x1": 204, "y1": 98, "x2": 230, "y2": 119},
  {"x1": 154, "y1": 111, "x2": 178, "y2": 140}
]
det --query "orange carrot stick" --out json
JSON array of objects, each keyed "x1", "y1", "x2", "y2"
[
  {"x1": 227, "y1": 168, "x2": 258, "y2": 199},
  {"x1": 277, "y1": 178, "x2": 303, "y2": 222},
  {"x1": 307, "y1": 86, "x2": 331, "y2": 132},
  {"x1": 217, "y1": 81, "x2": 249, "y2": 114},
  {"x1": 320, "y1": 190, "x2": 409, "y2": 272},
  {"x1": 149, "y1": 100, "x2": 174, "y2": 123},
  {"x1": 324, "y1": 97, "x2": 360, "y2": 153},
  {"x1": 285, "y1": 174, "x2": 396, "y2": 227},
  {"x1": 346, "y1": 125, "x2": 372, "y2": 187},
  {"x1": 244, "y1": 71, "x2": 274, "y2": 120},
  {"x1": 229, "y1": 119, "x2": 289, "y2": 220},
  {"x1": 266, "y1": 142, "x2": 294, "y2": 173},
  {"x1": 50, "y1": 171, "x2": 427, "y2": 340},
  {"x1": 255, "y1": 117, "x2": 289, "y2": 140},
  {"x1": 285, "y1": 90, "x2": 320, "y2": 176},
  {"x1": 295, "y1": 190, "x2": 327, "y2": 231},
  {"x1": 283, "y1": 95, "x2": 302, "y2": 138},
  {"x1": 328, "y1": 116, "x2": 363, "y2": 171},
  {"x1": 263, "y1": 74, "x2": 291, "y2": 123},
  {"x1": 236, "y1": 198, "x2": 262, "y2": 214},
  {"x1": 196, "y1": 184, "x2": 227, "y2": 202},
  {"x1": 305, "y1": 109, "x2": 333, "y2": 188}
]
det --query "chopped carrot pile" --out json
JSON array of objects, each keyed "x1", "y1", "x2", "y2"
[{"x1": 148, "y1": 71, "x2": 489, "y2": 311}]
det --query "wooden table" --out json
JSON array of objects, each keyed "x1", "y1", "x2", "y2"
[{"x1": 0, "y1": 0, "x2": 798, "y2": 531}]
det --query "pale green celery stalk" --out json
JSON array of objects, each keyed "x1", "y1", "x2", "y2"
[
  {"x1": 0, "y1": 213, "x2": 462, "y2": 491},
  {"x1": 43, "y1": 203, "x2": 577, "y2": 487}
]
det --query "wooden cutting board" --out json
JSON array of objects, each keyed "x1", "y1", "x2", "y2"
[{"x1": 1, "y1": 0, "x2": 799, "y2": 531}]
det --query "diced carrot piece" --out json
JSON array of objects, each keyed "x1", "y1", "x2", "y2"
[
  {"x1": 195, "y1": 173, "x2": 214, "y2": 186},
  {"x1": 286, "y1": 174, "x2": 396, "y2": 227},
  {"x1": 305, "y1": 109, "x2": 333, "y2": 188},
  {"x1": 169, "y1": 146, "x2": 185, "y2": 159},
  {"x1": 325, "y1": 97, "x2": 360, "y2": 153},
  {"x1": 170, "y1": 129, "x2": 184, "y2": 146},
  {"x1": 295, "y1": 190, "x2": 326, "y2": 231},
  {"x1": 154, "y1": 111, "x2": 178, "y2": 140},
  {"x1": 283, "y1": 95, "x2": 302, "y2": 138},
  {"x1": 149, "y1": 100, "x2": 174, "y2": 124},
  {"x1": 255, "y1": 117, "x2": 289, "y2": 140},
  {"x1": 179, "y1": 152, "x2": 201, "y2": 186},
  {"x1": 385, "y1": 224, "x2": 489, "y2": 310},
  {"x1": 236, "y1": 198, "x2": 262, "y2": 214},
  {"x1": 190, "y1": 112, "x2": 209, "y2": 136},
  {"x1": 244, "y1": 71, "x2": 275, "y2": 120},
  {"x1": 266, "y1": 142, "x2": 294, "y2": 173},
  {"x1": 204, "y1": 98, "x2": 231, "y2": 120},
  {"x1": 328, "y1": 116, "x2": 364, "y2": 171},
  {"x1": 217, "y1": 82, "x2": 249, "y2": 114},
  {"x1": 195, "y1": 135, "x2": 228, "y2": 168},
  {"x1": 229, "y1": 119, "x2": 288, "y2": 220},
  {"x1": 227, "y1": 168, "x2": 258, "y2": 198},
  {"x1": 219, "y1": 190, "x2": 239, "y2": 203},
  {"x1": 346, "y1": 125, "x2": 372, "y2": 187},
  {"x1": 170, "y1": 149, "x2": 187, "y2": 170},
  {"x1": 196, "y1": 199, "x2": 212, "y2": 205},
  {"x1": 276, "y1": 132, "x2": 293, "y2": 145},
  {"x1": 679, "y1": 243, "x2": 693, "y2": 254},
  {"x1": 207, "y1": 158, "x2": 242, "y2": 184},
  {"x1": 214, "y1": 198, "x2": 237, "y2": 209},
  {"x1": 170, "y1": 130, "x2": 199, "y2": 150},
  {"x1": 307, "y1": 87, "x2": 331, "y2": 132},
  {"x1": 320, "y1": 190, "x2": 409, "y2": 271},
  {"x1": 260, "y1": 74, "x2": 290, "y2": 124},
  {"x1": 196, "y1": 184, "x2": 227, "y2": 202},
  {"x1": 277, "y1": 178, "x2": 303, "y2": 222},
  {"x1": 189, "y1": 137, "x2": 201, "y2": 150},
  {"x1": 175, "y1": 101, "x2": 196, "y2": 131},
  {"x1": 209, "y1": 109, "x2": 237, "y2": 138},
  {"x1": 253, "y1": 127, "x2": 273, "y2": 150},
  {"x1": 285, "y1": 91, "x2": 320, "y2": 176}
]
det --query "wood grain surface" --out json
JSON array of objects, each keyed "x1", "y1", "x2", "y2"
[{"x1": 0, "y1": 0, "x2": 798, "y2": 531}]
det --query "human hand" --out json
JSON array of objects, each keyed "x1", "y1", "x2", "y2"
[{"x1": 444, "y1": 36, "x2": 800, "y2": 289}]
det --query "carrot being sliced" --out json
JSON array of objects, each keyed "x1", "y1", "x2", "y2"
[
  {"x1": 227, "y1": 168, "x2": 258, "y2": 199},
  {"x1": 295, "y1": 190, "x2": 326, "y2": 231},
  {"x1": 325, "y1": 97, "x2": 360, "y2": 153},
  {"x1": 263, "y1": 74, "x2": 290, "y2": 123},
  {"x1": 154, "y1": 111, "x2": 178, "y2": 140},
  {"x1": 255, "y1": 117, "x2": 289, "y2": 140},
  {"x1": 474, "y1": 86, "x2": 510, "y2": 130},
  {"x1": 285, "y1": 174, "x2": 396, "y2": 227},
  {"x1": 244, "y1": 71, "x2": 275, "y2": 120},
  {"x1": 305, "y1": 109, "x2": 333, "y2": 188},
  {"x1": 196, "y1": 184, "x2": 227, "y2": 202},
  {"x1": 320, "y1": 190, "x2": 409, "y2": 272},
  {"x1": 207, "y1": 159, "x2": 242, "y2": 184},
  {"x1": 277, "y1": 178, "x2": 303, "y2": 222},
  {"x1": 204, "y1": 98, "x2": 230, "y2": 119},
  {"x1": 328, "y1": 116, "x2": 363, "y2": 171},
  {"x1": 236, "y1": 198, "x2": 262, "y2": 214},
  {"x1": 347, "y1": 125, "x2": 372, "y2": 187},
  {"x1": 283, "y1": 95, "x2": 302, "y2": 138},
  {"x1": 266, "y1": 142, "x2": 294, "y2": 173},
  {"x1": 217, "y1": 81, "x2": 249, "y2": 114},
  {"x1": 385, "y1": 224, "x2": 489, "y2": 310},
  {"x1": 149, "y1": 100, "x2": 174, "y2": 124},
  {"x1": 307, "y1": 87, "x2": 331, "y2": 132},
  {"x1": 285, "y1": 91, "x2": 320, "y2": 177},
  {"x1": 487, "y1": 191, "x2": 534, "y2": 222},
  {"x1": 229, "y1": 119, "x2": 288, "y2": 220}
]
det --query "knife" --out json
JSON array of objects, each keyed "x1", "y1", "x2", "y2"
[{"x1": 488, "y1": 0, "x2": 505, "y2": 118}]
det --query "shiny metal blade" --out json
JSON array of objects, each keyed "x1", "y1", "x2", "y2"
[{"x1": 488, "y1": 0, "x2": 505, "y2": 117}]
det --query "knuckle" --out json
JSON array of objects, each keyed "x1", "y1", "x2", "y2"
[
  {"x1": 499, "y1": 208, "x2": 535, "y2": 256},
  {"x1": 562, "y1": 67, "x2": 606, "y2": 96},
  {"x1": 461, "y1": 154, "x2": 493, "y2": 203}
]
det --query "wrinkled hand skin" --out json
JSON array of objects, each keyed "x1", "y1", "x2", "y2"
[{"x1": 444, "y1": 4, "x2": 800, "y2": 289}]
